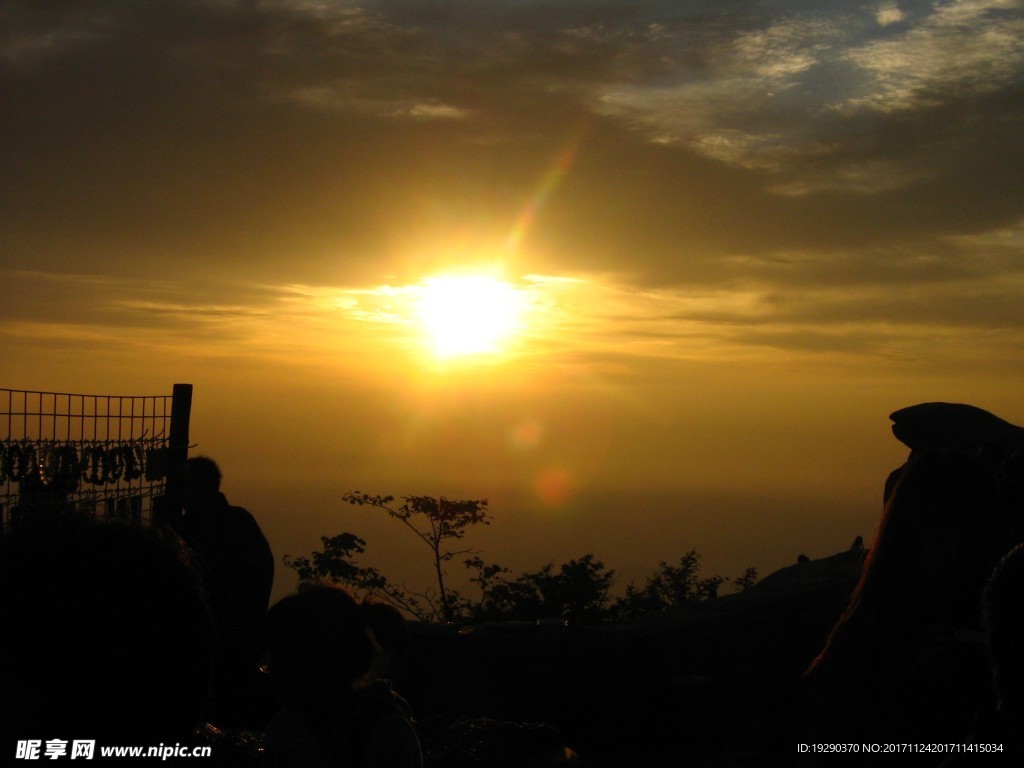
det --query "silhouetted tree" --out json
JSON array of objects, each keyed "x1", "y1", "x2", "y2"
[
  {"x1": 732, "y1": 566, "x2": 759, "y2": 592},
  {"x1": 282, "y1": 532, "x2": 432, "y2": 620},
  {"x1": 614, "y1": 550, "x2": 741, "y2": 619},
  {"x1": 287, "y1": 501, "x2": 758, "y2": 627},
  {"x1": 464, "y1": 554, "x2": 615, "y2": 625},
  {"x1": 343, "y1": 492, "x2": 490, "y2": 622},
  {"x1": 532, "y1": 554, "x2": 616, "y2": 625},
  {"x1": 463, "y1": 555, "x2": 514, "y2": 618}
]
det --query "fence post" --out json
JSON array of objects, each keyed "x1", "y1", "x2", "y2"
[{"x1": 154, "y1": 383, "x2": 192, "y2": 529}]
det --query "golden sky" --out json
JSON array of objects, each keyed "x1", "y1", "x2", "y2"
[{"x1": 3, "y1": 0, "x2": 1024, "y2": 598}]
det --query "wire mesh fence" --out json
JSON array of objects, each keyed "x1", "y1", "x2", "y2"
[{"x1": 0, "y1": 385, "x2": 192, "y2": 533}]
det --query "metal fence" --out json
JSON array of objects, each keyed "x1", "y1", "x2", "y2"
[{"x1": 0, "y1": 384, "x2": 192, "y2": 534}]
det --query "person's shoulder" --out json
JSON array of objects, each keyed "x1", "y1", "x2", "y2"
[
  {"x1": 225, "y1": 502, "x2": 255, "y2": 521},
  {"x1": 225, "y1": 504, "x2": 266, "y2": 534}
]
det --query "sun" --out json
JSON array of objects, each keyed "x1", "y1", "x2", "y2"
[{"x1": 416, "y1": 275, "x2": 524, "y2": 358}]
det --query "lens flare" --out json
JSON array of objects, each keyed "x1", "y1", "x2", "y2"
[{"x1": 534, "y1": 466, "x2": 576, "y2": 507}]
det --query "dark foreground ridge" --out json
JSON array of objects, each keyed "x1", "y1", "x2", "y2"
[
  {"x1": 3, "y1": 402, "x2": 1024, "y2": 767},
  {"x1": 399, "y1": 549, "x2": 864, "y2": 767}
]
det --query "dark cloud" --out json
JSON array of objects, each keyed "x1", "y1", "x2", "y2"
[{"x1": 2, "y1": 0, "x2": 1023, "y2": 327}]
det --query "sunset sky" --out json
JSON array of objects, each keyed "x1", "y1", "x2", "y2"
[{"x1": 4, "y1": 0, "x2": 1024, "y2": 601}]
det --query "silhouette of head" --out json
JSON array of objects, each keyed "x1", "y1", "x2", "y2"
[
  {"x1": 186, "y1": 456, "x2": 222, "y2": 499},
  {"x1": 361, "y1": 599, "x2": 408, "y2": 679},
  {"x1": 263, "y1": 584, "x2": 373, "y2": 710},
  {"x1": 0, "y1": 515, "x2": 214, "y2": 742}
]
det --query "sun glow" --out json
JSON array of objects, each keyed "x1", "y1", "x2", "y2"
[{"x1": 417, "y1": 275, "x2": 524, "y2": 358}]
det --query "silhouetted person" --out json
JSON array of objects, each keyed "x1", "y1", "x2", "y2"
[
  {"x1": 180, "y1": 455, "x2": 274, "y2": 727},
  {"x1": 805, "y1": 450, "x2": 1014, "y2": 747},
  {"x1": 360, "y1": 598, "x2": 410, "y2": 683},
  {"x1": 849, "y1": 535, "x2": 864, "y2": 552},
  {"x1": 979, "y1": 543, "x2": 1024, "y2": 758},
  {"x1": 0, "y1": 515, "x2": 214, "y2": 747},
  {"x1": 263, "y1": 585, "x2": 422, "y2": 768},
  {"x1": 939, "y1": 544, "x2": 1024, "y2": 767},
  {"x1": 997, "y1": 451, "x2": 1024, "y2": 542},
  {"x1": 883, "y1": 462, "x2": 905, "y2": 506},
  {"x1": 349, "y1": 598, "x2": 423, "y2": 767}
]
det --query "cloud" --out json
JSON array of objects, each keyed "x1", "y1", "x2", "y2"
[
  {"x1": 875, "y1": 3, "x2": 905, "y2": 27},
  {"x1": 283, "y1": 83, "x2": 471, "y2": 120},
  {"x1": 0, "y1": 270, "x2": 281, "y2": 349},
  {"x1": 2, "y1": 0, "x2": 1023, "y2": 367},
  {"x1": 591, "y1": 1, "x2": 1024, "y2": 195},
  {"x1": 0, "y1": 2, "x2": 113, "y2": 69},
  {"x1": 843, "y1": 0, "x2": 1024, "y2": 113}
]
